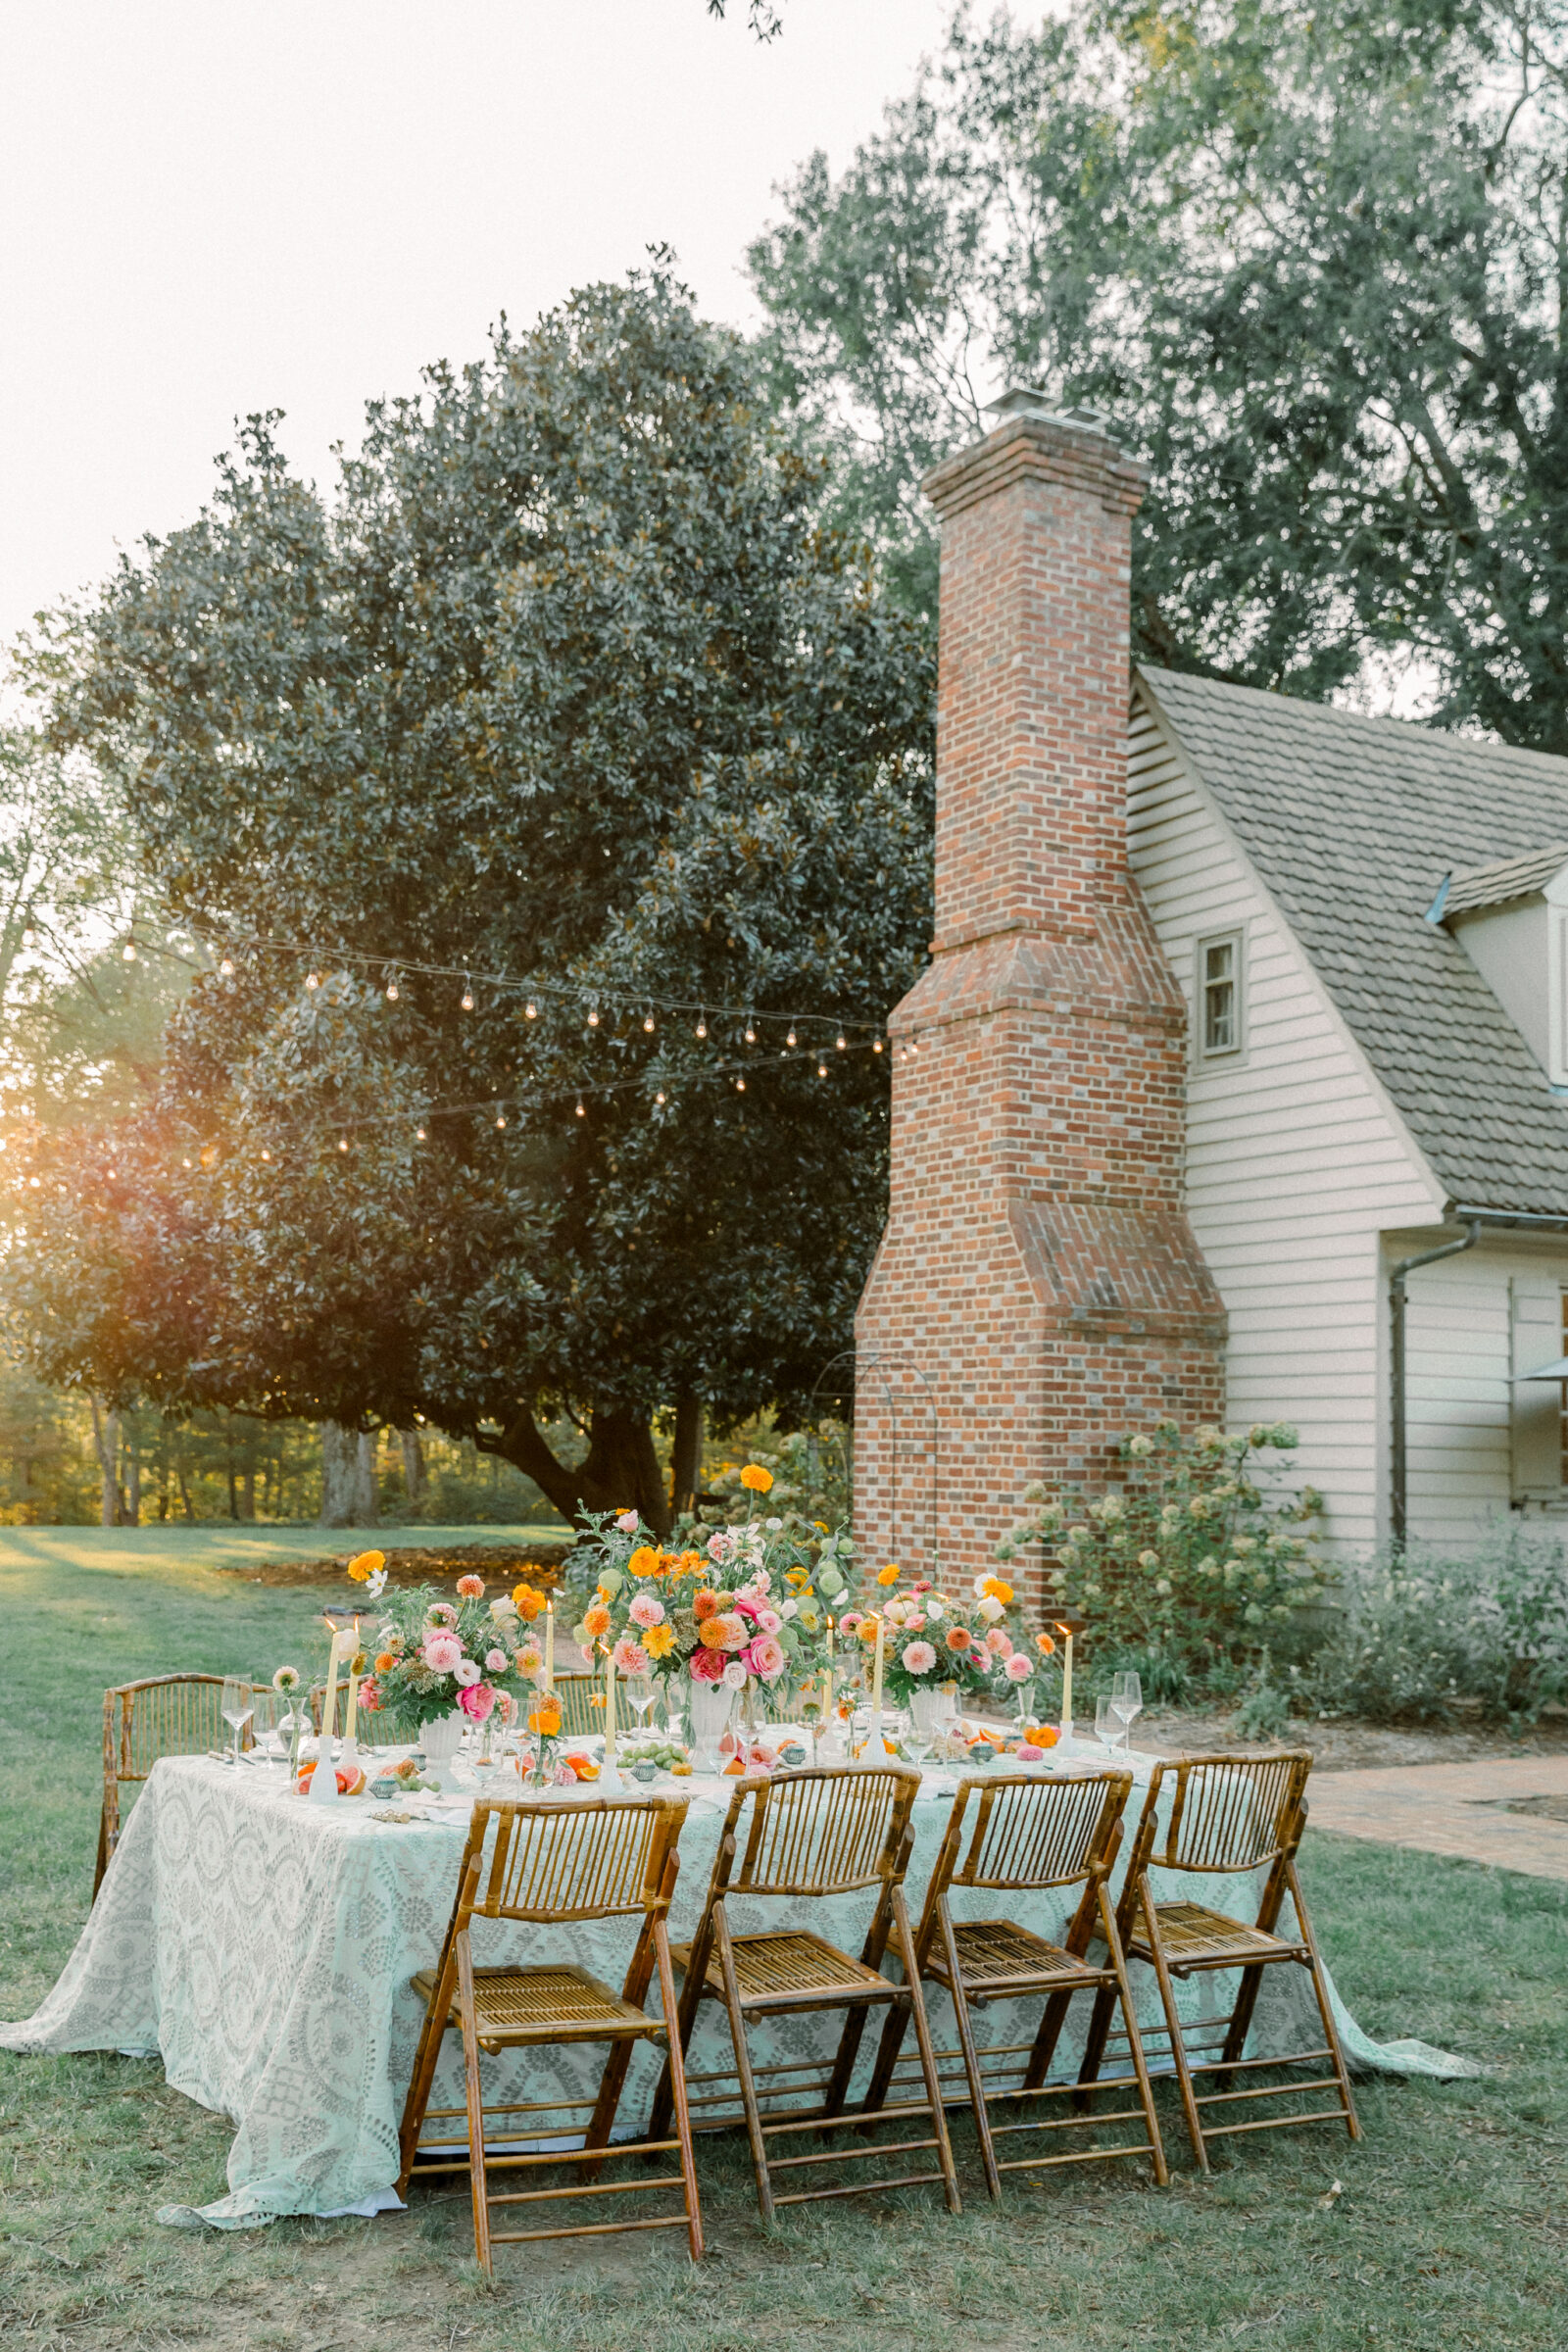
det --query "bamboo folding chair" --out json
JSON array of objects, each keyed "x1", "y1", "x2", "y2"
[
  {"x1": 96, "y1": 1674, "x2": 256, "y2": 1898},
  {"x1": 396, "y1": 1794, "x2": 703, "y2": 2269},
  {"x1": 649, "y1": 1763, "x2": 962, "y2": 2221},
  {"x1": 1079, "y1": 1751, "x2": 1360, "y2": 2170},
  {"x1": 307, "y1": 1686, "x2": 408, "y2": 1749},
  {"x1": 548, "y1": 1672, "x2": 606, "y2": 1740},
  {"x1": 861, "y1": 1769, "x2": 1167, "y2": 2197}
]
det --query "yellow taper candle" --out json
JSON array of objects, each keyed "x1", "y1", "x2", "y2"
[
  {"x1": 344, "y1": 1617, "x2": 363, "y2": 1741},
  {"x1": 1055, "y1": 1622, "x2": 1073, "y2": 1746},
  {"x1": 871, "y1": 1613, "x2": 885, "y2": 1718},
  {"x1": 545, "y1": 1600, "x2": 555, "y2": 1691},
  {"x1": 605, "y1": 1642, "x2": 617, "y2": 1767}
]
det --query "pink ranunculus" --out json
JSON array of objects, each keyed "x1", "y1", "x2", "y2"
[
  {"x1": 456, "y1": 1574, "x2": 485, "y2": 1598},
  {"x1": 484, "y1": 1648, "x2": 508, "y2": 1672},
  {"x1": 459, "y1": 1681, "x2": 496, "y2": 1721},
  {"x1": 905, "y1": 1612, "x2": 926, "y2": 1632},
  {"x1": 422, "y1": 1632, "x2": 464, "y2": 1675},
  {"x1": 612, "y1": 1636, "x2": 645, "y2": 1676},
  {"x1": 454, "y1": 1656, "x2": 481, "y2": 1688},
  {"x1": 615, "y1": 1510, "x2": 640, "y2": 1534},
  {"x1": 900, "y1": 1640, "x2": 938, "y2": 1676},
  {"x1": 425, "y1": 1602, "x2": 459, "y2": 1628},
  {"x1": 986, "y1": 1628, "x2": 1012, "y2": 1656},
  {"x1": 756, "y1": 1607, "x2": 782, "y2": 1636},
  {"x1": 689, "y1": 1645, "x2": 726, "y2": 1684},
  {"x1": 628, "y1": 1592, "x2": 664, "y2": 1629},
  {"x1": 721, "y1": 1658, "x2": 749, "y2": 1690},
  {"x1": 748, "y1": 1634, "x2": 786, "y2": 1682},
  {"x1": 838, "y1": 1610, "x2": 863, "y2": 1638},
  {"x1": 1004, "y1": 1652, "x2": 1034, "y2": 1683}
]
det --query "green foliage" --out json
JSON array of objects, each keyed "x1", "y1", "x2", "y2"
[
  {"x1": 700, "y1": 1413, "x2": 852, "y2": 1531},
  {"x1": 998, "y1": 1420, "x2": 1325, "y2": 1673},
  {"x1": 8, "y1": 269, "x2": 934, "y2": 1529},
  {"x1": 752, "y1": 0, "x2": 1568, "y2": 745},
  {"x1": 1298, "y1": 1534, "x2": 1568, "y2": 1726}
]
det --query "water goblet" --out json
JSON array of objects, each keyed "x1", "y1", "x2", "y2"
[
  {"x1": 250, "y1": 1689, "x2": 279, "y2": 1767},
  {"x1": 627, "y1": 1675, "x2": 657, "y2": 1736},
  {"x1": 1095, "y1": 1695, "x2": 1120, "y2": 1754},
  {"x1": 1110, "y1": 1671, "x2": 1144, "y2": 1754},
  {"x1": 220, "y1": 1677, "x2": 254, "y2": 1767}
]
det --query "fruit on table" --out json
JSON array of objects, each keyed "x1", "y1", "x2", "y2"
[{"x1": 295, "y1": 1762, "x2": 366, "y2": 1796}]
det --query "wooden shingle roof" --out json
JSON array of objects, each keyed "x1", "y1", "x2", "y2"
[{"x1": 1136, "y1": 664, "x2": 1568, "y2": 1218}]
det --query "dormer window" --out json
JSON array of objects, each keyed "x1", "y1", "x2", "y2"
[
  {"x1": 1198, "y1": 930, "x2": 1244, "y2": 1060},
  {"x1": 1439, "y1": 843, "x2": 1568, "y2": 1087}
]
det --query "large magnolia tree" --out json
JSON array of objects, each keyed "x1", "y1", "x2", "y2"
[{"x1": 5, "y1": 270, "x2": 934, "y2": 1529}]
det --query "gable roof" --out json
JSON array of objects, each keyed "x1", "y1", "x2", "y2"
[
  {"x1": 1443, "y1": 843, "x2": 1568, "y2": 916},
  {"x1": 1135, "y1": 664, "x2": 1568, "y2": 1219}
]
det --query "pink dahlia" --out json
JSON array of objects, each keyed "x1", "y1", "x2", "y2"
[
  {"x1": 1004, "y1": 1652, "x2": 1034, "y2": 1684},
  {"x1": 422, "y1": 1632, "x2": 464, "y2": 1674},
  {"x1": 612, "y1": 1636, "x2": 645, "y2": 1676},
  {"x1": 456, "y1": 1574, "x2": 485, "y2": 1598},
  {"x1": 985, "y1": 1628, "x2": 1012, "y2": 1657},
  {"x1": 900, "y1": 1640, "x2": 938, "y2": 1676},
  {"x1": 628, "y1": 1592, "x2": 664, "y2": 1629},
  {"x1": 459, "y1": 1681, "x2": 496, "y2": 1721},
  {"x1": 689, "y1": 1645, "x2": 726, "y2": 1684},
  {"x1": 838, "y1": 1610, "x2": 863, "y2": 1639}
]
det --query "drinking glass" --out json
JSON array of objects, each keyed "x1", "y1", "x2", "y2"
[
  {"x1": 1110, "y1": 1671, "x2": 1143, "y2": 1753},
  {"x1": 220, "y1": 1677, "x2": 254, "y2": 1767},
  {"x1": 627, "y1": 1675, "x2": 657, "y2": 1735},
  {"x1": 250, "y1": 1689, "x2": 279, "y2": 1766},
  {"x1": 1095, "y1": 1695, "x2": 1120, "y2": 1753}
]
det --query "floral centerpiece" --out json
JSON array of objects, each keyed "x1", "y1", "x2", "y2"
[
  {"x1": 840, "y1": 1566, "x2": 1058, "y2": 1725},
  {"x1": 355, "y1": 1570, "x2": 556, "y2": 1745},
  {"x1": 566, "y1": 1468, "x2": 840, "y2": 1759}
]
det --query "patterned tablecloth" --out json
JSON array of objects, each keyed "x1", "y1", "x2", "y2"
[{"x1": 0, "y1": 1749, "x2": 1477, "y2": 2228}]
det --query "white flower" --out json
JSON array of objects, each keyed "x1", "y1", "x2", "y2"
[
  {"x1": 925, "y1": 1597, "x2": 946, "y2": 1620},
  {"x1": 779, "y1": 1598, "x2": 799, "y2": 1621},
  {"x1": 721, "y1": 1659, "x2": 749, "y2": 1690},
  {"x1": 365, "y1": 1567, "x2": 388, "y2": 1599},
  {"x1": 765, "y1": 1516, "x2": 782, "y2": 1530},
  {"x1": 489, "y1": 1596, "x2": 519, "y2": 1621},
  {"x1": 976, "y1": 1594, "x2": 1004, "y2": 1623},
  {"x1": 453, "y1": 1657, "x2": 481, "y2": 1688},
  {"x1": 971, "y1": 1576, "x2": 989, "y2": 1598}
]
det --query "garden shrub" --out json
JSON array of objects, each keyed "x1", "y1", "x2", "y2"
[
  {"x1": 996, "y1": 1420, "x2": 1326, "y2": 1680},
  {"x1": 1298, "y1": 1532, "x2": 1568, "y2": 1726}
]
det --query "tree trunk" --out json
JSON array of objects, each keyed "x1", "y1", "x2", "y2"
[
  {"x1": 319, "y1": 1422, "x2": 360, "y2": 1527},
  {"x1": 483, "y1": 1400, "x2": 670, "y2": 1534},
  {"x1": 355, "y1": 1430, "x2": 380, "y2": 1525},
  {"x1": 399, "y1": 1428, "x2": 424, "y2": 1502},
  {"x1": 89, "y1": 1398, "x2": 122, "y2": 1527},
  {"x1": 125, "y1": 1439, "x2": 141, "y2": 1527},
  {"x1": 225, "y1": 1424, "x2": 239, "y2": 1521},
  {"x1": 671, "y1": 1393, "x2": 703, "y2": 1520}
]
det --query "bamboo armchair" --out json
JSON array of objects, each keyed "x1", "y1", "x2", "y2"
[
  {"x1": 863, "y1": 1769, "x2": 1168, "y2": 2196},
  {"x1": 649, "y1": 1763, "x2": 962, "y2": 2222},
  {"x1": 96, "y1": 1674, "x2": 258, "y2": 1898},
  {"x1": 1080, "y1": 1751, "x2": 1360, "y2": 2170},
  {"x1": 397, "y1": 1794, "x2": 702, "y2": 2270}
]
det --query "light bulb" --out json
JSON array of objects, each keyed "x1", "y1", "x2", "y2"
[
  {"x1": 181, "y1": 1155, "x2": 192, "y2": 1169},
  {"x1": 261, "y1": 1149, "x2": 270, "y2": 1162},
  {"x1": 736, "y1": 1076, "x2": 747, "y2": 1092},
  {"x1": 836, "y1": 1035, "x2": 847, "y2": 1051},
  {"x1": 873, "y1": 1038, "x2": 884, "y2": 1054},
  {"x1": 643, "y1": 1013, "x2": 655, "y2": 1032},
  {"x1": 696, "y1": 1018, "x2": 708, "y2": 1039},
  {"x1": 462, "y1": 988, "x2": 474, "y2": 1010},
  {"x1": 744, "y1": 1024, "x2": 756, "y2": 1044},
  {"x1": 307, "y1": 973, "x2": 320, "y2": 991},
  {"x1": 575, "y1": 1100, "x2": 586, "y2": 1117},
  {"x1": 817, "y1": 1063, "x2": 827, "y2": 1078},
  {"x1": 416, "y1": 1126, "x2": 426, "y2": 1140},
  {"x1": 122, "y1": 943, "x2": 136, "y2": 961},
  {"x1": 495, "y1": 1114, "x2": 506, "y2": 1129},
  {"x1": 339, "y1": 1138, "x2": 349, "y2": 1152},
  {"x1": 386, "y1": 982, "x2": 399, "y2": 1001},
  {"x1": 655, "y1": 1090, "x2": 666, "y2": 1105},
  {"x1": 220, "y1": 956, "x2": 234, "y2": 976},
  {"x1": 525, "y1": 1001, "x2": 536, "y2": 1018},
  {"x1": 786, "y1": 1029, "x2": 797, "y2": 1047},
  {"x1": 909, "y1": 1037, "x2": 919, "y2": 1053},
  {"x1": 587, "y1": 1009, "x2": 600, "y2": 1027}
]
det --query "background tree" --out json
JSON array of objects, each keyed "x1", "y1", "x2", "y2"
[
  {"x1": 5, "y1": 270, "x2": 934, "y2": 1531},
  {"x1": 752, "y1": 0, "x2": 1568, "y2": 745}
]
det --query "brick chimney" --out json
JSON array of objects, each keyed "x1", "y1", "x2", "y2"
[{"x1": 854, "y1": 391, "x2": 1226, "y2": 1593}]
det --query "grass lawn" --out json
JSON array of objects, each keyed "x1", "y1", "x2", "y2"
[{"x1": 2, "y1": 1530, "x2": 1565, "y2": 2351}]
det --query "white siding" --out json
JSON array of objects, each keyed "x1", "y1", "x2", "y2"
[
  {"x1": 1128, "y1": 689, "x2": 1445, "y2": 1549},
  {"x1": 1397, "y1": 1239, "x2": 1568, "y2": 1537}
]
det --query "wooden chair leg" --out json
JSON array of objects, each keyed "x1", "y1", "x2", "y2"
[
  {"x1": 1077, "y1": 1978, "x2": 1121, "y2": 2096},
  {"x1": 1214, "y1": 1959, "x2": 1267, "y2": 2086},
  {"x1": 1098, "y1": 1884, "x2": 1169, "y2": 2188},
  {"x1": 892, "y1": 1886, "x2": 962, "y2": 2214},
  {"x1": 1287, "y1": 1860, "x2": 1362, "y2": 2143},
  {"x1": 714, "y1": 1906, "x2": 774, "y2": 2224},
  {"x1": 397, "y1": 1951, "x2": 460, "y2": 2195},
  {"x1": 653, "y1": 1919, "x2": 706, "y2": 2262},
  {"x1": 1021, "y1": 1985, "x2": 1077, "y2": 2095},
  {"x1": 1141, "y1": 1895, "x2": 1207, "y2": 2172},
  {"x1": 454, "y1": 1931, "x2": 492, "y2": 2275},
  {"x1": 936, "y1": 1895, "x2": 1000, "y2": 2201},
  {"x1": 92, "y1": 1808, "x2": 112, "y2": 1903},
  {"x1": 648, "y1": 1923, "x2": 710, "y2": 2144}
]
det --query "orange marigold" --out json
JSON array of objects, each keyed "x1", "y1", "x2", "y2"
[
  {"x1": 512, "y1": 1583, "x2": 546, "y2": 1620},
  {"x1": 697, "y1": 1617, "x2": 731, "y2": 1649},
  {"x1": 1036, "y1": 1632, "x2": 1056, "y2": 1656},
  {"x1": 527, "y1": 1703, "x2": 563, "y2": 1739},
  {"x1": 876, "y1": 1562, "x2": 901, "y2": 1587},
  {"x1": 346, "y1": 1548, "x2": 385, "y2": 1584},
  {"x1": 582, "y1": 1604, "x2": 612, "y2": 1639},
  {"x1": 739, "y1": 1463, "x2": 773, "y2": 1493},
  {"x1": 373, "y1": 1652, "x2": 398, "y2": 1674},
  {"x1": 628, "y1": 1545, "x2": 661, "y2": 1578},
  {"x1": 980, "y1": 1575, "x2": 1013, "y2": 1604},
  {"x1": 945, "y1": 1626, "x2": 972, "y2": 1652},
  {"x1": 674, "y1": 1549, "x2": 704, "y2": 1576},
  {"x1": 693, "y1": 1589, "x2": 718, "y2": 1620},
  {"x1": 858, "y1": 1617, "x2": 880, "y2": 1644}
]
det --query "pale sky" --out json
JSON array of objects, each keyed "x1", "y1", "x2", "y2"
[{"x1": 1, "y1": 0, "x2": 955, "y2": 651}]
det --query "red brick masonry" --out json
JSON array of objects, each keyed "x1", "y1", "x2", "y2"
[{"x1": 855, "y1": 406, "x2": 1226, "y2": 1597}]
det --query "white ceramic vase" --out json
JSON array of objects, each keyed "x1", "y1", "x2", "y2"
[
  {"x1": 687, "y1": 1681, "x2": 737, "y2": 1774},
  {"x1": 420, "y1": 1712, "x2": 466, "y2": 1792}
]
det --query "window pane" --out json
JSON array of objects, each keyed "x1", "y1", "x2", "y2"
[{"x1": 1201, "y1": 938, "x2": 1238, "y2": 1054}]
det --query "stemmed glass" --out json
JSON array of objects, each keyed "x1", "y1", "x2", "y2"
[
  {"x1": 250, "y1": 1689, "x2": 279, "y2": 1767},
  {"x1": 220, "y1": 1677, "x2": 254, "y2": 1767},
  {"x1": 627, "y1": 1674, "x2": 657, "y2": 1738},
  {"x1": 1095, "y1": 1695, "x2": 1120, "y2": 1754},
  {"x1": 1110, "y1": 1671, "x2": 1143, "y2": 1755}
]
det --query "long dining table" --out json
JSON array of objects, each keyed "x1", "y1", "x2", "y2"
[{"x1": 0, "y1": 1744, "x2": 1477, "y2": 2227}]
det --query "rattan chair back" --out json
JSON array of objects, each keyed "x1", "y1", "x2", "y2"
[
  {"x1": 95, "y1": 1673, "x2": 255, "y2": 1899},
  {"x1": 942, "y1": 1768, "x2": 1131, "y2": 1892},
  {"x1": 307, "y1": 1685, "x2": 407, "y2": 1747},
  {"x1": 548, "y1": 1672, "x2": 605, "y2": 1740},
  {"x1": 719, "y1": 1763, "x2": 918, "y2": 1899},
  {"x1": 1152, "y1": 1751, "x2": 1310, "y2": 1875},
  {"x1": 465, "y1": 1795, "x2": 685, "y2": 1924}
]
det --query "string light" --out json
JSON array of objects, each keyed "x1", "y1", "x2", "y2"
[
  {"x1": 260, "y1": 1149, "x2": 270, "y2": 1161},
  {"x1": 836, "y1": 1035, "x2": 847, "y2": 1051},
  {"x1": 495, "y1": 1113, "x2": 507, "y2": 1129},
  {"x1": 736, "y1": 1076, "x2": 747, "y2": 1092},
  {"x1": 338, "y1": 1138, "x2": 349, "y2": 1152},
  {"x1": 655, "y1": 1089, "x2": 666, "y2": 1104},
  {"x1": 817, "y1": 1061, "x2": 828, "y2": 1078},
  {"x1": 220, "y1": 956, "x2": 234, "y2": 976},
  {"x1": 306, "y1": 973, "x2": 320, "y2": 991},
  {"x1": 873, "y1": 1038, "x2": 884, "y2": 1054},
  {"x1": 575, "y1": 1099, "x2": 586, "y2": 1117},
  {"x1": 122, "y1": 943, "x2": 136, "y2": 962},
  {"x1": 696, "y1": 1015, "x2": 708, "y2": 1038},
  {"x1": 744, "y1": 1021, "x2": 756, "y2": 1044},
  {"x1": 786, "y1": 1029, "x2": 797, "y2": 1047},
  {"x1": 416, "y1": 1126, "x2": 426, "y2": 1140},
  {"x1": 462, "y1": 981, "x2": 474, "y2": 1010},
  {"x1": 525, "y1": 1002, "x2": 537, "y2": 1018},
  {"x1": 181, "y1": 1155, "x2": 192, "y2": 1168},
  {"x1": 587, "y1": 1009, "x2": 600, "y2": 1027},
  {"x1": 643, "y1": 1012, "x2": 655, "y2": 1032},
  {"x1": 386, "y1": 981, "x2": 399, "y2": 1001}
]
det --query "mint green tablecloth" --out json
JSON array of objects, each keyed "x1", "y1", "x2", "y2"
[{"x1": 0, "y1": 1752, "x2": 1477, "y2": 2227}]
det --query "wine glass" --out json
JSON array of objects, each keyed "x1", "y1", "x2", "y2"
[
  {"x1": 1095, "y1": 1695, "x2": 1120, "y2": 1753},
  {"x1": 1110, "y1": 1671, "x2": 1143, "y2": 1753},
  {"x1": 627, "y1": 1674, "x2": 657, "y2": 1737},
  {"x1": 220, "y1": 1677, "x2": 254, "y2": 1767},
  {"x1": 250, "y1": 1689, "x2": 279, "y2": 1767}
]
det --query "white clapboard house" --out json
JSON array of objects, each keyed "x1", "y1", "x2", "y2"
[{"x1": 1129, "y1": 665, "x2": 1568, "y2": 1550}]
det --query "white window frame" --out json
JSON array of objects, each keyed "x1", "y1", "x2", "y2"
[{"x1": 1195, "y1": 927, "x2": 1246, "y2": 1064}]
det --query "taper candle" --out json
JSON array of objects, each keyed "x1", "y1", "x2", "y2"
[
  {"x1": 871, "y1": 1614, "x2": 885, "y2": 1717},
  {"x1": 1055, "y1": 1622, "x2": 1074, "y2": 1746},
  {"x1": 545, "y1": 1600, "x2": 555, "y2": 1691},
  {"x1": 605, "y1": 1642, "x2": 617, "y2": 1767},
  {"x1": 344, "y1": 1617, "x2": 363, "y2": 1741}
]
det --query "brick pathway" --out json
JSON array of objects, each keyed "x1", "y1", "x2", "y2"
[{"x1": 1305, "y1": 1754, "x2": 1568, "y2": 1881}]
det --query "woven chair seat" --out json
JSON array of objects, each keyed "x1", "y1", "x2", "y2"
[
  {"x1": 1127, "y1": 1898, "x2": 1304, "y2": 1974},
  {"x1": 671, "y1": 1927, "x2": 898, "y2": 2010},
  {"x1": 926, "y1": 1917, "x2": 1106, "y2": 1993},
  {"x1": 411, "y1": 1962, "x2": 662, "y2": 2046}
]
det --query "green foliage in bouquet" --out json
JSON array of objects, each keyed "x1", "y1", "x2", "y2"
[
  {"x1": 355, "y1": 1571, "x2": 550, "y2": 1739},
  {"x1": 837, "y1": 1564, "x2": 1053, "y2": 1713},
  {"x1": 998, "y1": 1423, "x2": 1325, "y2": 1675}
]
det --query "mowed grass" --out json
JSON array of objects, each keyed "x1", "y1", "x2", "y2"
[{"x1": 1, "y1": 1531, "x2": 1565, "y2": 2351}]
